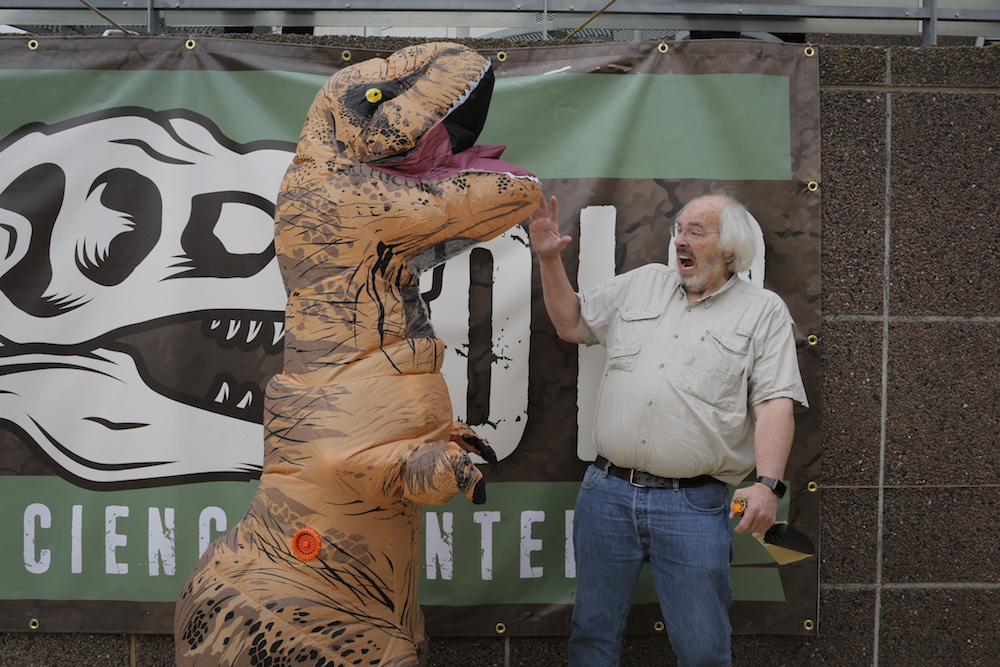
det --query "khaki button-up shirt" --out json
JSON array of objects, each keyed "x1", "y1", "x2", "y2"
[{"x1": 578, "y1": 263, "x2": 808, "y2": 486}]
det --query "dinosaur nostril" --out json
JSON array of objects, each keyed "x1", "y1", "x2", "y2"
[{"x1": 0, "y1": 163, "x2": 67, "y2": 317}]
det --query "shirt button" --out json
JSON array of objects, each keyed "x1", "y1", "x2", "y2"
[
  {"x1": 640, "y1": 438, "x2": 646, "y2": 444},
  {"x1": 647, "y1": 400, "x2": 653, "y2": 406},
  {"x1": 659, "y1": 363, "x2": 664, "y2": 369},
  {"x1": 673, "y1": 334, "x2": 678, "y2": 339}
]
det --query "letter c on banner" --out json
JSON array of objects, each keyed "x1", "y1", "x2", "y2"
[
  {"x1": 198, "y1": 506, "x2": 227, "y2": 558},
  {"x1": 23, "y1": 503, "x2": 52, "y2": 574}
]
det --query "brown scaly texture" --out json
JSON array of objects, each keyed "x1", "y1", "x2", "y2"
[{"x1": 174, "y1": 42, "x2": 541, "y2": 667}]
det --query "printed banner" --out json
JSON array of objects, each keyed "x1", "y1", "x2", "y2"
[{"x1": 0, "y1": 36, "x2": 820, "y2": 635}]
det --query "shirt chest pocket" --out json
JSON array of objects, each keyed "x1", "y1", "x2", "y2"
[
  {"x1": 605, "y1": 308, "x2": 661, "y2": 373},
  {"x1": 679, "y1": 328, "x2": 752, "y2": 411}
]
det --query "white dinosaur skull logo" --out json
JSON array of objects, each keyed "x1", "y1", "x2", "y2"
[{"x1": 0, "y1": 108, "x2": 294, "y2": 487}]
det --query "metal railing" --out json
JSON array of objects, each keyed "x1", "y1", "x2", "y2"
[{"x1": 1, "y1": 0, "x2": 998, "y2": 43}]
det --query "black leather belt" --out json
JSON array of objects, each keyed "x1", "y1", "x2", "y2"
[{"x1": 595, "y1": 455, "x2": 723, "y2": 489}]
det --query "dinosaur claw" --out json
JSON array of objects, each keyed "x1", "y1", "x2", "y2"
[
  {"x1": 462, "y1": 434, "x2": 498, "y2": 469},
  {"x1": 472, "y1": 478, "x2": 487, "y2": 504}
]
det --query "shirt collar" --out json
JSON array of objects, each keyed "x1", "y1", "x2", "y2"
[{"x1": 674, "y1": 273, "x2": 741, "y2": 308}]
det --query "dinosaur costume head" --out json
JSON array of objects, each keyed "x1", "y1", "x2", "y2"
[
  {"x1": 176, "y1": 43, "x2": 541, "y2": 667},
  {"x1": 287, "y1": 42, "x2": 532, "y2": 266},
  {"x1": 303, "y1": 41, "x2": 495, "y2": 164}
]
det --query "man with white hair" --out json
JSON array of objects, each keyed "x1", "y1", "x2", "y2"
[{"x1": 528, "y1": 192, "x2": 808, "y2": 667}]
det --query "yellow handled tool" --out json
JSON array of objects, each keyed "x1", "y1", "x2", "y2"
[{"x1": 731, "y1": 497, "x2": 815, "y2": 565}]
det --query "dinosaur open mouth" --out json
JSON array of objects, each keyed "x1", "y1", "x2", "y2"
[
  {"x1": 441, "y1": 62, "x2": 494, "y2": 155},
  {"x1": 115, "y1": 309, "x2": 284, "y2": 424}
]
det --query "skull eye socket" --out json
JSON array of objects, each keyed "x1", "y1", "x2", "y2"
[
  {"x1": 173, "y1": 191, "x2": 275, "y2": 279},
  {"x1": 78, "y1": 168, "x2": 162, "y2": 287}
]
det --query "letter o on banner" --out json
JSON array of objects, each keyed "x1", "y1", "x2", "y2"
[{"x1": 421, "y1": 228, "x2": 531, "y2": 461}]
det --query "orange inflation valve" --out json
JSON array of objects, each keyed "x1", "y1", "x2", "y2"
[{"x1": 291, "y1": 527, "x2": 322, "y2": 561}]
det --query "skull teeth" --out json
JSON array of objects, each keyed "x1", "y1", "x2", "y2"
[
  {"x1": 246, "y1": 320, "x2": 263, "y2": 344},
  {"x1": 212, "y1": 380, "x2": 255, "y2": 410},
  {"x1": 207, "y1": 374, "x2": 263, "y2": 422},
  {"x1": 236, "y1": 390, "x2": 254, "y2": 409},
  {"x1": 272, "y1": 321, "x2": 284, "y2": 348},
  {"x1": 203, "y1": 316, "x2": 284, "y2": 352}
]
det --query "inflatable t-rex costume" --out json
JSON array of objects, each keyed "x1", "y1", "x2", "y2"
[{"x1": 175, "y1": 43, "x2": 541, "y2": 666}]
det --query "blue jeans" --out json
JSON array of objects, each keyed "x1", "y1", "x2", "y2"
[{"x1": 568, "y1": 464, "x2": 733, "y2": 667}]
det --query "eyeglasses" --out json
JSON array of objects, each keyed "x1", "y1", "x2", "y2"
[{"x1": 672, "y1": 223, "x2": 719, "y2": 241}]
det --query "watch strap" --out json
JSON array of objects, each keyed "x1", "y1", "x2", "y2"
[{"x1": 755, "y1": 476, "x2": 787, "y2": 498}]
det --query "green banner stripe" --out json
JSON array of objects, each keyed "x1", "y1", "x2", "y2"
[
  {"x1": 0, "y1": 477, "x2": 257, "y2": 602},
  {"x1": 0, "y1": 70, "x2": 328, "y2": 143},
  {"x1": 417, "y1": 481, "x2": 790, "y2": 605},
  {"x1": 2, "y1": 477, "x2": 791, "y2": 604},
  {"x1": 4, "y1": 70, "x2": 792, "y2": 183},
  {"x1": 481, "y1": 73, "x2": 792, "y2": 181}
]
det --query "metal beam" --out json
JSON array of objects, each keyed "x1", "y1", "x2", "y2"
[{"x1": 0, "y1": 0, "x2": 996, "y2": 35}]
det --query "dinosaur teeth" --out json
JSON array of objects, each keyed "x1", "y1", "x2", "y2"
[
  {"x1": 206, "y1": 374, "x2": 264, "y2": 421},
  {"x1": 236, "y1": 390, "x2": 254, "y2": 409},
  {"x1": 246, "y1": 320, "x2": 263, "y2": 344},
  {"x1": 446, "y1": 61, "x2": 491, "y2": 117},
  {"x1": 201, "y1": 315, "x2": 284, "y2": 353}
]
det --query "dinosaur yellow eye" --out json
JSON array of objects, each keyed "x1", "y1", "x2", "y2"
[{"x1": 365, "y1": 88, "x2": 383, "y2": 104}]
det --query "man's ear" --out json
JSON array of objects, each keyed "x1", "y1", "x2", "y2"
[{"x1": 0, "y1": 207, "x2": 31, "y2": 280}]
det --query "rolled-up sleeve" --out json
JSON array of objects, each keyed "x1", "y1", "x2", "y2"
[
  {"x1": 578, "y1": 275, "x2": 626, "y2": 348},
  {"x1": 747, "y1": 297, "x2": 809, "y2": 411}
]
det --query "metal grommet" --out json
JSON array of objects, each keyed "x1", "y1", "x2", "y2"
[
  {"x1": 29, "y1": 619, "x2": 40, "y2": 630},
  {"x1": 803, "y1": 619, "x2": 815, "y2": 631},
  {"x1": 342, "y1": 50, "x2": 352, "y2": 62},
  {"x1": 496, "y1": 51, "x2": 507, "y2": 62},
  {"x1": 653, "y1": 620, "x2": 665, "y2": 632},
  {"x1": 804, "y1": 46, "x2": 816, "y2": 57},
  {"x1": 657, "y1": 42, "x2": 668, "y2": 53},
  {"x1": 807, "y1": 181, "x2": 819, "y2": 192},
  {"x1": 28, "y1": 40, "x2": 39, "y2": 50},
  {"x1": 185, "y1": 39, "x2": 195, "y2": 50},
  {"x1": 807, "y1": 334, "x2": 818, "y2": 346},
  {"x1": 495, "y1": 622, "x2": 506, "y2": 634},
  {"x1": 807, "y1": 481, "x2": 819, "y2": 493}
]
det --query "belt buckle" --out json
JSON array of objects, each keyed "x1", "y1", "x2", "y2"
[{"x1": 628, "y1": 469, "x2": 646, "y2": 488}]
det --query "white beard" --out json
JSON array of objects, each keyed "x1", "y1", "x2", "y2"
[{"x1": 677, "y1": 251, "x2": 727, "y2": 293}]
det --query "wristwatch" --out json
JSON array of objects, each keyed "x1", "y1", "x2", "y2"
[{"x1": 755, "y1": 476, "x2": 787, "y2": 498}]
